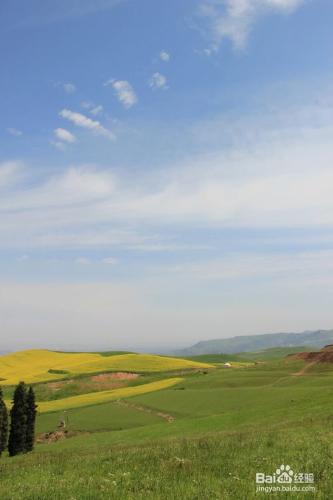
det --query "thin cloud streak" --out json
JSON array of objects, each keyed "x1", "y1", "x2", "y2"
[
  {"x1": 197, "y1": 0, "x2": 306, "y2": 50},
  {"x1": 59, "y1": 109, "x2": 115, "y2": 140}
]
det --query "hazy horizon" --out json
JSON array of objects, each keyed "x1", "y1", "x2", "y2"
[{"x1": 1, "y1": 325, "x2": 333, "y2": 355}]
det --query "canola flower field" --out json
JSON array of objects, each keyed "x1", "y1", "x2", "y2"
[
  {"x1": 0, "y1": 349, "x2": 212, "y2": 386},
  {"x1": 36, "y1": 377, "x2": 183, "y2": 413}
]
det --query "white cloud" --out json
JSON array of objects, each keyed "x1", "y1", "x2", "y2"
[
  {"x1": 166, "y1": 250, "x2": 333, "y2": 282},
  {"x1": 7, "y1": 128, "x2": 23, "y2": 137},
  {"x1": 75, "y1": 257, "x2": 91, "y2": 265},
  {"x1": 54, "y1": 128, "x2": 76, "y2": 144},
  {"x1": 0, "y1": 166, "x2": 114, "y2": 215},
  {"x1": 1, "y1": 95, "x2": 333, "y2": 250},
  {"x1": 0, "y1": 161, "x2": 23, "y2": 189},
  {"x1": 149, "y1": 72, "x2": 168, "y2": 90},
  {"x1": 59, "y1": 109, "x2": 115, "y2": 140},
  {"x1": 32, "y1": 229, "x2": 150, "y2": 249},
  {"x1": 81, "y1": 102, "x2": 104, "y2": 116},
  {"x1": 51, "y1": 140, "x2": 67, "y2": 151},
  {"x1": 129, "y1": 243, "x2": 213, "y2": 252},
  {"x1": 105, "y1": 79, "x2": 137, "y2": 108},
  {"x1": 159, "y1": 50, "x2": 170, "y2": 62},
  {"x1": 1, "y1": 128, "x2": 333, "y2": 250},
  {"x1": 63, "y1": 82, "x2": 76, "y2": 93},
  {"x1": 54, "y1": 81, "x2": 76, "y2": 93},
  {"x1": 90, "y1": 105, "x2": 104, "y2": 116},
  {"x1": 198, "y1": 0, "x2": 306, "y2": 50},
  {"x1": 101, "y1": 257, "x2": 118, "y2": 265}
]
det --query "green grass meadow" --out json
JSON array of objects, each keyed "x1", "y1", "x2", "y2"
[{"x1": 1, "y1": 351, "x2": 333, "y2": 498}]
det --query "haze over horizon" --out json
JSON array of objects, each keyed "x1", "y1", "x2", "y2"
[{"x1": 1, "y1": 0, "x2": 333, "y2": 351}]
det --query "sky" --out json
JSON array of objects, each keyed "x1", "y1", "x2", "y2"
[{"x1": 1, "y1": 0, "x2": 333, "y2": 352}]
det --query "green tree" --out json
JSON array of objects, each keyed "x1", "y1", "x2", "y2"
[
  {"x1": 25, "y1": 387, "x2": 37, "y2": 452},
  {"x1": 8, "y1": 382, "x2": 27, "y2": 457},
  {"x1": 0, "y1": 387, "x2": 8, "y2": 456}
]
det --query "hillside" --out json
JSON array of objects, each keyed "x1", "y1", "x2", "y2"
[
  {"x1": 183, "y1": 346, "x2": 315, "y2": 363},
  {"x1": 291, "y1": 344, "x2": 333, "y2": 364},
  {"x1": 0, "y1": 349, "x2": 212, "y2": 386},
  {"x1": 174, "y1": 329, "x2": 333, "y2": 356},
  {"x1": 2, "y1": 351, "x2": 333, "y2": 497}
]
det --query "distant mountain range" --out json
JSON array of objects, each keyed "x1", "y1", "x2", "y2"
[{"x1": 174, "y1": 329, "x2": 333, "y2": 356}]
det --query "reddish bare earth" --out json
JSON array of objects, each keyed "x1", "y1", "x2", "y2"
[
  {"x1": 47, "y1": 372, "x2": 140, "y2": 393},
  {"x1": 91, "y1": 372, "x2": 139, "y2": 381},
  {"x1": 288, "y1": 345, "x2": 333, "y2": 376},
  {"x1": 291, "y1": 345, "x2": 333, "y2": 364},
  {"x1": 37, "y1": 430, "x2": 89, "y2": 444}
]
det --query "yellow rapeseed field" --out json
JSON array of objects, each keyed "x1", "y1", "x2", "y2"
[
  {"x1": 0, "y1": 349, "x2": 212, "y2": 385},
  {"x1": 37, "y1": 377, "x2": 183, "y2": 413}
]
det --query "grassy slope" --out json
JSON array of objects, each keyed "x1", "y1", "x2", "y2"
[
  {"x1": 182, "y1": 353, "x2": 247, "y2": 363},
  {"x1": 3, "y1": 354, "x2": 333, "y2": 498},
  {"x1": 2, "y1": 357, "x2": 333, "y2": 498},
  {"x1": 32, "y1": 378, "x2": 183, "y2": 413},
  {"x1": 36, "y1": 401, "x2": 164, "y2": 434},
  {"x1": 1, "y1": 427, "x2": 332, "y2": 499},
  {"x1": 182, "y1": 346, "x2": 315, "y2": 363},
  {"x1": 33, "y1": 358, "x2": 333, "y2": 441},
  {"x1": 238, "y1": 345, "x2": 315, "y2": 360}
]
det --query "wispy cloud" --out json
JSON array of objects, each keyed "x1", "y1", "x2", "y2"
[
  {"x1": 51, "y1": 141, "x2": 67, "y2": 151},
  {"x1": 165, "y1": 250, "x2": 333, "y2": 283},
  {"x1": 90, "y1": 105, "x2": 104, "y2": 116},
  {"x1": 63, "y1": 82, "x2": 76, "y2": 94},
  {"x1": 0, "y1": 166, "x2": 115, "y2": 214},
  {"x1": 59, "y1": 109, "x2": 115, "y2": 140},
  {"x1": 6, "y1": 128, "x2": 23, "y2": 137},
  {"x1": 55, "y1": 81, "x2": 76, "y2": 93},
  {"x1": 101, "y1": 256, "x2": 118, "y2": 265},
  {"x1": 105, "y1": 79, "x2": 137, "y2": 108},
  {"x1": 75, "y1": 257, "x2": 91, "y2": 265},
  {"x1": 0, "y1": 161, "x2": 23, "y2": 189},
  {"x1": 198, "y1": 0, "x2": 306, "y2": 50},
  {"x1": 149, "y1": 72, "x2": 168, "y2": 90},
  {"x1": 54, "y1": 128, "x2": 76, "y2": 144},
  {"x1": 81, "y1": 102, "x2": 104, "y2": 116},
  {"x1": 1, "y1": 94, "x2": 333, "y2": 250},
  {"x1": 159, "y1": 50, "x2": 170, "y2": 62}
]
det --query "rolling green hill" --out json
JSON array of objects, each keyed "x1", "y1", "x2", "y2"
[
  {"x1": 174, "y1": 329, "x2": 333, "y2": 356},
  {"x1": 182, "y1": 346, "x2": 315, "y2": 363},
  {"x1": 1, "y1": 346, "x2": 333, "y2": 498}
]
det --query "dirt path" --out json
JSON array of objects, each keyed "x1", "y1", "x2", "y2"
[
  {"x1": 292, "y1": 360, "x2": 318, "y2": 376},
  {"x1": 114, "y1": 399, "x2": 175, "y2": 423},
  {"x1": 269, "y1": 360, "x2": 319, "y2": 386}
]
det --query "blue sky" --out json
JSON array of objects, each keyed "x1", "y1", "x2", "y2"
[{"x1": 1, "y1": 0, "x2": 333, "y2": 351}]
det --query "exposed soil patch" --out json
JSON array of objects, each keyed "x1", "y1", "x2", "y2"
[
  {"x1": 91, "y1": 372, "x2": 139, "y2": 381},
  {"x1": 47, "y1": 372, "x2": 140, "y2": 393},
  {"x1": 115, "y1": 399, "x2": 175, "y2": 423},
  {"x1": 290, "y1": 345, "x2": 333, "y2": 364},
  {"x1": 36, "y1": 430, "x2": 89, "y2": 444},
  {"x1": 289, "y1": 345, "x2": 333, "y2": 376},
  {"x1": 48, "y1": 381, "x2": 64, "y2": 391}
]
